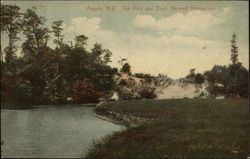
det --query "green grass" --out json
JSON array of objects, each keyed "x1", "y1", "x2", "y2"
[{"x1": 86, "y1": 99, "x2": 249, "y2": 158}]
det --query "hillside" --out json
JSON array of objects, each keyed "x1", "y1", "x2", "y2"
[
  {"x1": 156, "y1": 80, "x2": 209, "y2": 99},
  {"x1": 113, "y1": 73, "x2": 210, "y2": 100}
]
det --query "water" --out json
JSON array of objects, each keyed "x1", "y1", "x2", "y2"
[{"x1": 1, "y1": 105, "x2": 125, "y2": 158}]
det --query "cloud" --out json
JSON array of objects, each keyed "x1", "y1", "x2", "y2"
[
  {"x1": 104, "y1": 32, "x2": 229, "y2": 78},
  {"x1": 133, "y1": 9, "x2": 228, "y2": 32},
  {"x1": 60, "y1": 12, "x2": 248, "y2": 79},
  {"x1": 113, "y1": 33, "x2": 216, "y2": 52},
  {"x1": 61, "y1": 16, "x2": 226, "y2": 78},
  {"x1": 63, "y1": 17, "x2": 116, "y2": 41},
  {"x1": 62, "y1": 16, "x2": 216, "y2": 52},
  {"x1": 65, "y1": 17, "x2": 101, "y2": 33}
]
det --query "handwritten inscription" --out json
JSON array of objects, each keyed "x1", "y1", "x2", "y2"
[{"x1": 86, "y1": 6, "x2": 215, "y2": 12}]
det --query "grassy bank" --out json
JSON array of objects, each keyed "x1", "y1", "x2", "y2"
[{"x1": 86, "y1": 99, "x2": 249, "y2": 158}]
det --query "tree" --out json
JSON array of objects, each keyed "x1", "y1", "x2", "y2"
[
  {"x1": 22, "y1": 7, "x2": 50, "y2": 56},
  {"x1": 230, "y1": 33, "x2": 238, "y2": 65},
  {"x1": 121, "y1": 63, "x2": 131, "y2": 74},
  {"x1": 40, "y1": 48, "x2": 66, "y2": 103},
  {"x1": 185, "y1": 68, "x2": 196, "y2": 82},
  {"x1": 194, "y1": 73, "x2": 205, "y2": 84},
  {"x1": 227, "y1": 33, "x2": 248, "y2": 97},
  {"x1": 88, "y1": 44, "x2": 117, "y2": 94},
  {"x1": 61, "y1": 46, "x2": 90, "y2": 86},
  {"x1": 91, "y1": 43, "x2": 112, "y2": 64},
  {"x1": 118, "y1": 57, "x2": 127, "y2": 67},
  {"x1": 1, "y1": 5, "x2": 22, "y2": 65},
  {"x1": 237, "y1": 66, "x2": 248, "y2": 97},
  {"x1": 91, "y1": 43, "x2": 102, "y2": 57},
  {"x1": 1, "y1": 5, "x2": 119, "y2": 106},
  {"x1": 138, "y1": 87, "x2": 156, "y2": 99},
  {"x1": 226, "y1": 63, "x2": 248, "y2": 97},
  {"x1": 52, "y1": 20, "x2": 64, "y2": 48},
  {"x1": 60, "y1": 38, "x2": 117, "y2": 97},
  {"x1": 205, "y1": 63, "x2": 248, "y2": 98},
  {"x1": 103, "y1": 49, "x2": 112, "y2": 64},
  {"x1": 21, "y1": 8, "x2": 53, "y2": 103},
  {"x1": 135, "y1": 73, "x2": 154, "y2": 79},
  {"x1": 1, "y1": 5, "x2": 23, "y2": 105},
  {"x1": 75, "y1": 35, "x2": 88, "y2": 48}
]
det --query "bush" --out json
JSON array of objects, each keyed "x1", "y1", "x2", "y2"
[
  {"x1": 194, "y1": 73, "x2": 205, "y2": 84},
  {"x1": 205, "y1": 63, "x2": 248, "y2": 98},
  {"x1": 116, "y1": 87, "x2": 139, "y2": 100},
  {"x1": 118, "y1": 79, "x2": 128, "y2": 86},
  {"x1": 120, "y1": 63, "x2": 131, "y2": 73},
  {"x1": 72, "y1": 78, "x2": 105, "y2": 103},
  {"x1": 138, "y1": 87, "x2": 156, "y2": 99}
]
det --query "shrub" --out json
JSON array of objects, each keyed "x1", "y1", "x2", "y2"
[
  {"x1": 120, "y1": 63, "x2": 131, "y2": 73},
  {"x1": 116, "y1": 87, "x2": 139, "y2": 100},
  {"x1": 118, "y1": 79, "x2": 128, "y2": 86},
  {"x1": 138, "y1": 87, "x2": 156, "y2": 99},
  {"x1": 194, "y1": 73, "x2": 205, "y2": 84},
  {"x1": 72, "y1": 78, "x2": 105, "y2": 103}
]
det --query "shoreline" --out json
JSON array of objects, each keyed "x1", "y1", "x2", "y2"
[
  {"x1": 94, "y1": 113, "x2": 125, "y2": 126},
  {"x1": 94, "y1": 104, "x2": 154, "y2": 128},
  {"x1": 1, "y1": 103, "x2": 97, "y2": 110}
]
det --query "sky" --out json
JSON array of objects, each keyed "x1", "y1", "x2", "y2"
[{"x1": 2, "y1": 1, "x2": 249, "y2": 79}]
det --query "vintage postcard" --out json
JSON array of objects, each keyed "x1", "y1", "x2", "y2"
[{"x1": 1, "y1": 0, "x2": 249, "y2": 158}]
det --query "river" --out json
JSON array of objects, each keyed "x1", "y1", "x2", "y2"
[{"x1": 1, "y1": 105, "x2": 125, "y2": 158}]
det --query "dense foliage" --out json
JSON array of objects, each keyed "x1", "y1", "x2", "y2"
[
  {"x1": 138, "y1": 87, "x2": 156, "y2": 99},
  {"x1": 184, "y1": 34, "x2": 248, "y2": 98},
  {"x1": 120, "y1": 63, "x2": 131, "y2": 74},
  {"x1": 1, "y1": 5, "x2": 117, "y2": 106},
  {"x1": 205, "y1": 63, "x2": 248, "y2": 98},
  {"x1": 204, "y1": 34, "x2": 248, "y2": 98},
  {"x1": 71, "y1": 78, "x2": 105, "y2": 103}
]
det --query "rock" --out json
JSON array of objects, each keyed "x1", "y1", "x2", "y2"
[
  {"x1": 231, "y1": 150, "x2": 239, "y2": 154},
  {"x1": 110, "y1": 92, "x2": 119, "y2": 101},
  {"x1": 216, "y1": 96, "x2": 225, "y2": 99},
  {"x1": 67, "y1": 97, "x2": 73, "y2": 101}
]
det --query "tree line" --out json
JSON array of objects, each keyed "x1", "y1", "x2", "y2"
[{"x1": 1, "y1": 5, "x2": 117, "y2": 106}]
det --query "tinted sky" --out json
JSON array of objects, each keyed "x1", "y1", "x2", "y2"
[{"x1": 2, "y1": 1, "x2": 249, "y2": 78}]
